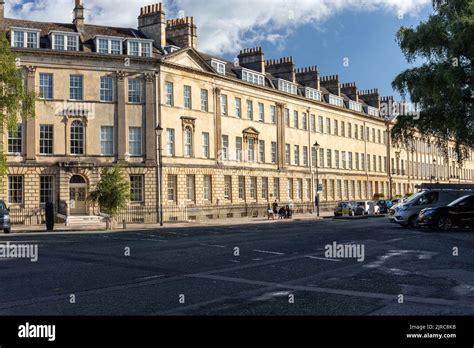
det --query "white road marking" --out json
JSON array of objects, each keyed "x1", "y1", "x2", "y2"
[
  {"x1": 200, "y1": 243, "x2": 226, "y2": 248},
  {"x1": 165, "y1": 231, "x2": 189, "y2": 236},
  {"x1": 306, "y1": 255, "x2": 341, "y2": 262},
  {"x1": 253, "y1": 250, "x2": 285, "y2": 256},
  {"x1": 136, "y1": 275, "x2": 165, "y2": 281},
  {"x1": 190, "y1": 274, "x2": 469, "y2": 307}
]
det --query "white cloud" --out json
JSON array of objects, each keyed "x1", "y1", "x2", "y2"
[{"x1": 5, "y1": 0, "x2": 431, "y2": 55}]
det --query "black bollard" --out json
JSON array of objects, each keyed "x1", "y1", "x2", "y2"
[{"x1": 45, "y1": 202, "x2": 55, "y2": 232}]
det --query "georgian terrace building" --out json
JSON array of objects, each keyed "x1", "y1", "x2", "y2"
[{"x1": 1, "y1": 0, "x2": 473, "y2": 224}]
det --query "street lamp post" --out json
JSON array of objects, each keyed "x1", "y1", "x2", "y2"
[
  {"x1": 155, "y1": 125, "x2": 164, "y2": 227},
  {"x1": 433, "y1": 158, "x2": 437, "y2": 183},
  {"x1": 313, "y1": 141, "x2": 320, "y2": 217}
]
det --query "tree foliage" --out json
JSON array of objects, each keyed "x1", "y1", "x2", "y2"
[
  {"x1": 392, "y1": 0, "x2": 473, "y2": 163},
  {"x1": 0, "y1": 31, "x2": 36, "y2": 176},
  {"x1": 88, "y1": 166, "x2": 130, "y2": 219}
]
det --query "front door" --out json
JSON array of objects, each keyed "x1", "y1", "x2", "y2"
[{"x1": 70, "y1": 175, "x2": 87, "y2": 215}]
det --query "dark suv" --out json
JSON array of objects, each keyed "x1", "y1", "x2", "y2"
[
  {"x1": 418, "y1": 194, "x2": 474, "y2": 231},
  {"x1": 0, "y1": 200, "x2": 11, "y2": 234}
]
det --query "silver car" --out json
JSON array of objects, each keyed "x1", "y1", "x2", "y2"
[{"x1": 392, "y1": 189, "x2": 474, "y2": 228}]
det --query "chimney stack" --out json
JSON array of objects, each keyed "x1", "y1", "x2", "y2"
[
  {"x1": 166, "y1": 16, "x2": 197, "y2": 49},
  {"x1": 238, "y1": 47, "x2": 265, "y2": 73},
  {"x1": 341, "y1": 82, "x2": 358, "y2": 102},
  {"x1": 320, "y1": 75, "x2": 341, "y2": 96},
  {"x1": 0, "y1": 0, "x2": 5, "y2": 20},
  {"x1": 266, "y1": 56, "x2": 296, "y2": 83},
  {"x1": 138, "y1": 3, "x2": 166, "y2": 49},
  {"x1": 73, "y1": 0, "x2": 85, "y2": 32},
  {"x1": 358, "y1": 89, "x2": 380, "y2": 108},
  {"x1": 295, "y1": 66, "x2": 320, "y2": 90}
]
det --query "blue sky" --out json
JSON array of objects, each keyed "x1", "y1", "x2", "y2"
[
  {"x1": 7, "y1": 0, "x2": 433, "y2": 98},
  {"x1": 220, "y1": 6, "x2": 433, "y2": 99}
]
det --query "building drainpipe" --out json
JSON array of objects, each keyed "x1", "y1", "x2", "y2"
[
  {"x1": 307, "y1": 108, "x2": 314, "y2": 213},
  {"x1": 386, "y1": 120, "x2": 393, "y2": 200}
]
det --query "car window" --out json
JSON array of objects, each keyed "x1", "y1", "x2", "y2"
[
  {"x1": 448, "y1": 195, "x2": 469, "y2": 207},
  {"x1": 463, "y1": 196, "x2": 474, "y2": 207},
  {"x1": 416, "y1": 192, "x2": 439, "y2": 206}
]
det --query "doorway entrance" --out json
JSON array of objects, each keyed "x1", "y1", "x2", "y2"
[{"x1": 69, "y1": 175, "x2": 87, "y2": 215}]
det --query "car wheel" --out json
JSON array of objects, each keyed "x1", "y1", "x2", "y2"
[
  {"x1": 436, "y1": 216, "x2": 453, "y2": 231},
  {"x1": 408, "y1": 216, "x2": 419, "y2": 228},
  {"x1": 4, "y1": 228, "x2": 10, "y2": 234}
]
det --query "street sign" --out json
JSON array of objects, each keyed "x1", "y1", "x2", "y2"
[{"x1": 317, "y1": 184, "x2": 323, "y2": 194}]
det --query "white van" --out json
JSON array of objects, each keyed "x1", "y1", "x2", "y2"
[{"x1": 390, "y1": 185, "x2": 474, "y2": 228}]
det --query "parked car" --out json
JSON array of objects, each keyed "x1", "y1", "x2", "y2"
[
  {"x1": 334, "y1": 202, "x2": 365, "y2": 217},
  {"x1": 356, "y1": 201, "x2": 374, "y2": 215},
  {"x1": 418, "y1": 194, "x2": 474, "y2": 231},
  {"x1": 375, "y1": 200, "x2": 393, "y2": 214},
  {"x1": 392, "y1": 188, "x2": 474, "y2": 228},
  {"x1": 0, "y1": 200, "x2": 11, "y2": 234}
]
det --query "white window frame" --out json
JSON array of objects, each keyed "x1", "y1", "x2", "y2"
[
  {"x1": 128, "y1": 79, "x2": 142, "y2": 103},
  {"x1": 302, "y1": 87, "x2": 322, "y2": 101},
  {"x1": 275, "y1": 79, "x2": 298, "y2": 95},
  {"x1": 50, "y1": 31, "x2": 80, "y2": 51},
  {"x1": 349, "y1": 100, "x2": 363, "y2": 112},
  {"x1": 328, "y1": 94, "x2": 344, "y2": 107},
  {"x1": 10, "y1": 28, "x2": 41, "y2": 48},
  {"x1": 367, "y1": 106, "x2": 380, "y2": 117},
  {"x1": 126, "y1": 39, "x2": 153, "y2": 57},
  {"x1": 100, "y1": 76, "x2": 114, "y2": 102},
  {"x1": 94, "y1": 36, "x2": 124, "y2": 55},
  {"x1": 210, "y1": 59, "x2": 226, "y2": 75},
  {"x1": 129, "y1": 127, "x2": 143, "y2": 156},
  {"x1": 241, "y1": 68, "x2": 265, "y2": 86},
  {"x1": 39, "y1": 125, "x2": 54, "y2": 155},
  {"x1": 7, "y1": 124, "x2": 23, "y2": 154},
  {"x1": 100, "y1": 126, "x2": 114, "y2": 156}
]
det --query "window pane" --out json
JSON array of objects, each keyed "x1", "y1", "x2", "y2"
[
  {"x1": 100, "y1": 126, "x2": 114, "y2": 155},
  {"x1": 69, "y1": 75, "x2": 83, "y2": 100},
  {"x1": 129, "y1": 127, "x2": 142, "y2": 156},
  {"x1": 8, "y1": 175, "x2": 24, "y2": 204},
  {"x1": 128, "y1": 79, "x2": 142, "y2": 103},
  {"x1": 39, "y1": 74, "x2": 53, "y2": 99},
  {"x1": 7, "y1": 124, "x2": 22, "y2": 154},
  {"x1": 40, "y1": 125, "x2": 54, "y2": 155},
  {"x1": 70, "y1": 121, "x2": 84, "y2": 155},
  {"x1": 40, "y1": 175, "x2": 54, "y2": 204},
  {"x1": 130, "y1": 175, "x2": 144, "y2": 202},
  {"x1": 100, "y1": 76, "x2": 114, "y2": 102}
]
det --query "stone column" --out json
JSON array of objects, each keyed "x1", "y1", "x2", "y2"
[
  {"x1": 25, "y1": 66, "x2": 37, "y2": 162},
  {"x1": 214, "y1": 87, "x2": 222, "y2": 162},
  {"x1": 276, "y1": 103, "x2": 286, "y2": 170},
  {"x1": 116, "y1": 71, "x2": 127, "y2": 161},
  {"x1": 145, "y1": 73, "x2": 156, "y2": 163}
]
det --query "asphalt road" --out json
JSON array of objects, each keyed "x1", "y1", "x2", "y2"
[{"x1": 1, "y1": 218, "x2": 474, "y2": 316}]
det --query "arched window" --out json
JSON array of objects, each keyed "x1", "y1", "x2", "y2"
[
  {"x1": 70, "y1": 120, "x2": 84, "y2": 155},
  {"x1": 184, "y1": 127, "x2": 193, "y2": 157}
]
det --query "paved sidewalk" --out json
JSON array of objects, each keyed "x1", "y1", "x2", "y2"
[{"x1": 5, "y1": 212, "x2": 334, "y2": 235}]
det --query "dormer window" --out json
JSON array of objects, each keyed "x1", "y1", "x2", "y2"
[
  {"x1": 328, "y1": 94, "x2": 344, "y2": 107},
  {"x1": 209, "y1": 59, "x2": 226, "y2": 75},
  {"x1": 241, "y1": 68, "x2": 265, "y2": 86},
  {"x1": 126, "y1": 39, "x2": 153, "y2": 58},
  {"x1": 94, "y1": 36, "x2": 123, "y2": 55},
  {"x1": 349, "y1": 100, "x2": 362, "y2": 112},
  {"x1": 367, "y1": 106, "x2": 379, "y2": 117},
  {"x1": 275, "y1": 79, "x2": 298, "y2": 95},
  {"x1": 50, "y1": 31, "x2": 80, "y2": 51},
  {"x1": 302, "y1": 87, "x2": 321, "y2": 101},
  {"x1": 10, "y1": 28, "x2": 41, "y2": 49}
]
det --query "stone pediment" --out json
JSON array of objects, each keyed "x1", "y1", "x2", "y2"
[{"x1": 162, "y1": 47, "x2": 214, "y2": 73}]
